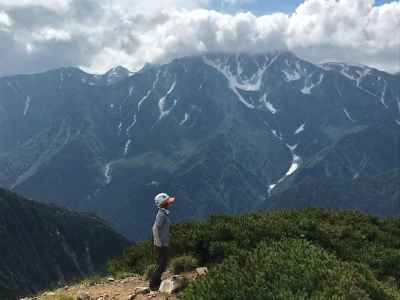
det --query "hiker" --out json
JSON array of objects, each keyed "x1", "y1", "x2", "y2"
[{"x1": 149, "y1": 193, "x2": 175, "y2": 291}]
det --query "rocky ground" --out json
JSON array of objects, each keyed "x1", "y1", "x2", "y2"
[{"x1": 27, "y1": 268, "x2": 208, "y2": 300}]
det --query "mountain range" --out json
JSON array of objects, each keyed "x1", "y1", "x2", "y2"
[
  {"x1": 0, "y1": 51, "x2": 399, "y2": 240},
  {"x1": 0, "y1": 188, "x2": 129, "y2": 299}
]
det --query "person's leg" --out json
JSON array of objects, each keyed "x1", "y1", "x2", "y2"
[
  {"x1": 159, "y1": 247, "x2": 168, "y2": 275},
  {"x1": 149, "y1": 247, "x2": 162, "y2": 291},
  {"x1": 149, "y1": 247, "x2": 169, "y2": 291}
]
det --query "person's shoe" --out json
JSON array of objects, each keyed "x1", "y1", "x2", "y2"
[{"x1": 147, "y1": 291, "x2": 158, "y2": 298}]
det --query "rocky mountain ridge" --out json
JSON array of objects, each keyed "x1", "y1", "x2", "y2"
[{"x1": 0, "y1": 51, "x2": 399, "y2": 239}]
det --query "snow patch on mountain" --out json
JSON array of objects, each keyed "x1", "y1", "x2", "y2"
[
  {"x1": 271, "y1": 129, "x2": 283, "y2": 140},
  {"x1": 269, "y1": 144, "x2": 301, "y2": 194},
  {"x1": 105, "y1": 66, "x2": 133, "y2": 85},
  {"x1": 260, "y1": 94, "x2": 278, "y2": 114},
  {"x1": 301, "y1": 73, "x2": 324, "y2": 94},
  {"x1": 343, "y1": 108, "x2": 355, "y2": 122},
  {"x1": 294, "y1": 123, "x2": 306, "y2": 135},
  {"x1": 285, "y1": 144, "x2": 301, "y2": 177},
  {"x1": 323, "y1": 63, "x2": 371, "y2": 86},
  {"x1": 203, "y1": 54, "x2": 280, "y2": 108},
  {"x1": 138, "y1": 70, "x2": 160, "y2": 112},
  {"x1": 268, "y1": 184, "x2": 276, "y2": 195},
  {"x1": 379, "y1": 78, "x2": 388, "y2": 108},
  {"x1": 124, "y1": 139, "x2": 132, "y2": 156},
  {"x1": 159, "y1": 80, "x2": 177, "y2": 120},
  {"x1": 205, "y1": 55, "x2": 279, "y2": 92},
  {"x1": 126, "y1": 114, "x2": 137, "y2": 134},
  {"x1": 104, "y1": 162, "x2": 113, "y2": 184},
  {"x1": 203, "y1": 57, "x2": 256, "y2": 109},
  {"x1": 282, "y1": 69, "x2": 301, "y2": 82},
  {"x1": 324, "y1": 63, "x2": 379, "y2": 97},
  {"x1": 23, "y1": 96, "x2": 31, "y2": 116},
  {"x1": 179, "y1": 113, "x2": 189, "y2": 126}
]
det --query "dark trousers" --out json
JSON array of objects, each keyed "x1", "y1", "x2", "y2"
[{"x1": 149, "y1": 246, "x2": 169, "y2": 291}]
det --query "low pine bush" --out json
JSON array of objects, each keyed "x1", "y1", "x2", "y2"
[
  {"x1": 169, "y1": 255, "x2": 199, "y2": 274},
  {"x1": 181, "y1": 239, "x2": 400, "y2": 300},
  {"x1": 107, "y1": 208, "x2": 400, "y2": 297}
]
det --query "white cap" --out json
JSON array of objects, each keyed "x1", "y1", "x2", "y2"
[{"x1": 154, "y1": 193, "x2": 175, "y2": 207}]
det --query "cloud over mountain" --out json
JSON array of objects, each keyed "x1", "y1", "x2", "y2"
[{"x1": 0, "y1": 0, "x2": 399, "y2": 76}]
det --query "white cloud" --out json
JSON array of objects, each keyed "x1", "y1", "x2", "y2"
[
  {"x1": 222, "y1": 0, "x2": 255, "y2": 3},
  {"x1": 0, "y1": 10, "x2": 13, "y2": 29},
  {"x1": 0, "y1": 0, "x2": 399, "y2": 76},
  {"x1": 0, "y1": 0, "x2": 71, "y2": 11},
  {"x1": 33, "y1": 27, "x2": 71, "y2": 41}
]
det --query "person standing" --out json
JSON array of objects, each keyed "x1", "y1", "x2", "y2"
[{"x1": 149, "y1": 193, "x2": 175, "y2": 291}]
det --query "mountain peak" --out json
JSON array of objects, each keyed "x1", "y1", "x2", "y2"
[{"x1": 104, "y1": 66, "x2": 133, "y2": 85}]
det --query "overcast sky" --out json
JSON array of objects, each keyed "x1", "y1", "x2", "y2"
[{"x1": 0, "y1": 0, "x2": 399, "y2": 77}]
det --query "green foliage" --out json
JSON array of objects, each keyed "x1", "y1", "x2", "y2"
[
  {"x1": 108, "y1": 208, "x2": 400, "y2": 297},
  {"x1": 181, "y1": 239, "x2": 400, "y2": 300},
  {"x1": 143, "y1": 264, "x2": 157, "y2": 280},
  {"x1": 108, "y1": 240, "x2": 153, "y2": 275},
  {"x1": 169, "y1": 255, "x2": 199, "y2": 274}
]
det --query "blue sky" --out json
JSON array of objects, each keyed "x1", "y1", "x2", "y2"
[{"x1": 213, "y1": 0, "x2": 397, "y2": 14}]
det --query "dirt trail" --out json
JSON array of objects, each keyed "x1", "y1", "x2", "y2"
[{"x1": 36, "y1": 270, "x2": 202, "y2": 300}]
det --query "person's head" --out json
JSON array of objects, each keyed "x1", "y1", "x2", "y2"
[{"x1": 154, "y1": 193, "x2": 175, "y2": 208}]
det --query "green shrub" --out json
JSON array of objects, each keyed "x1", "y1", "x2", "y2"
[
  {"x1": 108, "y1": 208, "x2": 400, "y2": 296},
  {"x1": 169, "y1": 255, "x2": 199, "y2": 274},
  {"x1": 181, "y1": 239, "x2": 400, "y2": 300},
  {"x1": 143, "y1": 264, "x2": 157, "y2": 280},
  {"x1": 107, "y1": 240, "x2": 153, "y2": 275}
]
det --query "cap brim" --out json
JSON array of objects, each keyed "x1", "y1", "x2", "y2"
[{"x1": 165, "y1": 197, "x2": 175, "y2": 204}]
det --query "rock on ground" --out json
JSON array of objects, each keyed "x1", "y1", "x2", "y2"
[{"x1": 159, "y1": 275, "x2": 187, "y2": 294}]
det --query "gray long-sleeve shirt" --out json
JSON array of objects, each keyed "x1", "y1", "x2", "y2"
[{"x1": 152, "y1": 208, "x2": 171, "y2": 247}]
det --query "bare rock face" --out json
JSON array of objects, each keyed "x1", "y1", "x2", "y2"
[{"x1": 159, "y1": 275, "x2": 186, "y2": 294}]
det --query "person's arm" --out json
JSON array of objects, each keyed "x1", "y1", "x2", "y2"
[{"x1": 153, "y1": 212, "x2": 165, "y2": 247}]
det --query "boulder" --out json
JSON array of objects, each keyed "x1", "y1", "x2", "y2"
[
  {"x1": 134, "y1": 286, "x2": 150, "y2": 295},
  {"x1": 43, "y1": 292, "x2": 56, "y2": 296},
  {"x1": 77, "y1": 291, "x2": 91, "y2": 300},
  {"x1": 159, "y1": 275, "x2": 187, "y2": 294}
]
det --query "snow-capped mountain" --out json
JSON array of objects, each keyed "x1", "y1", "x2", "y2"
[{"x1": 0, "y1": 51, "x2": 399, "y2": 239}]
